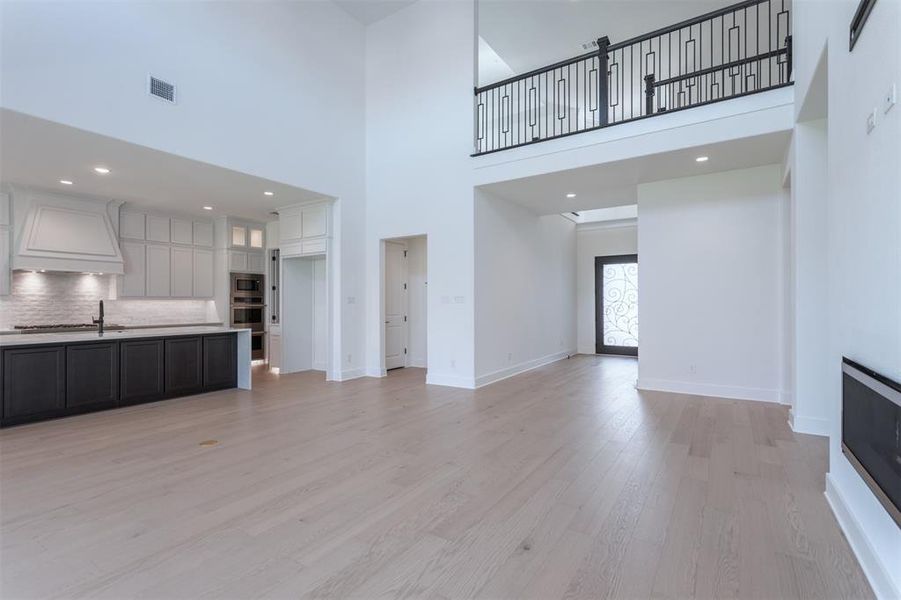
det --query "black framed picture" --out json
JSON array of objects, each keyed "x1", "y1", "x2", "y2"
[{"x1": 850, "y1": 0, "x2": 878, "y2": 50}]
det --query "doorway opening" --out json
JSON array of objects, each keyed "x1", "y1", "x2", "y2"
[
  {"x1": 595, "y1": 254, "x2": 639, "y2": 356},
  {"x1": 281, "y1": 254, "x2": 328, "y2": 374},
  {"x1": 382, "y1": 235, "x2": 427, "y2": 373}
]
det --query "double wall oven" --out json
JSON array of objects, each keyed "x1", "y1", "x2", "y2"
[{"x1": 230, "y1": 273, "x2": 265, "y2": 360}]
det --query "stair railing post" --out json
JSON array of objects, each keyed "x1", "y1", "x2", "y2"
[
  {"x1": 597, "y1": 36, "x2": 611, "y2": 127},
  {"x1": 785, "y1": 34, "x2": 793, "y2": 82},
  {"x1": 644, "y1": 74, "x2": 656, "y2": 116}
]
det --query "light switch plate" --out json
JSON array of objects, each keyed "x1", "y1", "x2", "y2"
[
  {"x1": 884, "y1": 83, "x2": 897, "y2": 114},
  {"x1": 866, "y1": 108, "x2": 877, "y2": 134}
]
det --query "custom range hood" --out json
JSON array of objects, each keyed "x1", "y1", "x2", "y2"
[{"x1": 10, "y1": 185, "x2": 124, "y2": 274}]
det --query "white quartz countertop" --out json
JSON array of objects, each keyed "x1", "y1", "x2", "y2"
[{"x1": 0, "y1": 326, "x2": 249, "y2": 347}]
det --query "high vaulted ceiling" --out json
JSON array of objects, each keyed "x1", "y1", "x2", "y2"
[
  {"x1": 0, "y1": 110, "x2": 324, "y2": 221},
  {"x1": 478, "y1": 0, "x2": 741, "y2": 85},
  {"x1": 334, "y1": 0, "x2": 418, "y2": 24}
]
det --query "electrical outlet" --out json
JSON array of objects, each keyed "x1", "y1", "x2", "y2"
[
  {"x1": 450, "y1": 359, "x2": 456, "y2": 369},
  {"x1": 507, "y1": 352, "x2": 513, "y2": 362},
  {"x1": 866, "y1": 108, "x2": 877, "y2": 134},
  {"x1": 885, "y1": 83, "x2": 897, "y2": 114},
  {"x1": 347, "y1": 354, "x2": 352, "y2": 364}
]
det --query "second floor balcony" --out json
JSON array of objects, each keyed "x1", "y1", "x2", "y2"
[{"x1": 474, "y1": 0, "x2": 793, "y2": 156}]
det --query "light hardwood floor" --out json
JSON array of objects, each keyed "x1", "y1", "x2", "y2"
[{"x1": 0, "y1": 356, "x2": 872, "y2": 599}]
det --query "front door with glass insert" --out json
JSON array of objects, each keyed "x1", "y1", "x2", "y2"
[{"x1": 595, "y1": 254, "x2": 638, "y2": 356}]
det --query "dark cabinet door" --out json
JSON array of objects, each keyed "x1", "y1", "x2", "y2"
[
  {"x1": 66, "y1": 342, "x2": 119, "y2": 410},
  {"x1": 165, "y1": 337, "x2": 203, "y2": 396},
  {"x1": 120, "y1": 339, "x2": 165, "y2": 406},
  {"x1": 203, "y1": 334, "x2": 237, "y2": 391},
  {"x1": 2, "y1": 346, "x2": 66, "y2": 423}
]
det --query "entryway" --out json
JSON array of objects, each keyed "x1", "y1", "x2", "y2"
[{"x1": 595, "y1": 254, "x2": 639, "y2": 356}]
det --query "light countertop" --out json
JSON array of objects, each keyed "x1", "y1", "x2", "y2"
[{"x1": 0, "y1": 326, "x2": 249, "y2": 347}]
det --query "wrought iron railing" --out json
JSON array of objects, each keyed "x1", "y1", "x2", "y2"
[{"x1": 473, "y1": 0, "x2": 792, "y2": 155}]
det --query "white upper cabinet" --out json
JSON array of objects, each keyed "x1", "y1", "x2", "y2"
[
  {"x1": 229, "y1": 250, "x2": 248, "y2": 272},
  {"x1": 247, "y1": 251, "x2": 265, "y2": 273},
  {"x1": 120, "y1": 211, "x2": 146, "y2": 240},
  {"x1": 146, "y1": 244, "x2": 171, "y2": 297},
  {"x1": 170, "y1": 219, "x2": 193, "y2": 245},
  {"x1": 170, "y1": 246, "x2": 194, "y2": 297},
  {"x1": 302, "y1": 206, "x2": 328, "y2": 238},
  {"x1": 119, "y1": 241, "x2": 146, "y2": 297},
  {"x1": 146, "y1": 215, "x2": 170, "y2": 243},
  {"x1": 278, "y1": 203, "x2": 330, "y2": 257},
  {"x1": 193, "y1": 222, "x2": 213, "y2": 247},
  {"x1": 279, "y1": 207, "x2": 303, "y2": 243},
  {"x1": 193, "y1": 249, "x2": 214, "y2": 298},
  {"x1": 117, "y1": 209, "x2": 214, "y2": 298}
]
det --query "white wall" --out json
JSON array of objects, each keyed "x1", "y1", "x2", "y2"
[
  {"x1": 407, "y1": 236, "x2": 428, "y2": 368},
  {"x1": 791, "y1": 0, "x2": 901, "y2": 596},
  {"x1": 364, "y1": 0, "x2": 476, "y2": 387},
  {"x1": 575, "y1": 221, "x2": 638, "y2": 354},
  {"x1": 0, "y1": 0, "x2": 367, "y2": 380},
  {"x1": 637, "y1": 165, "x2": 788, "y2": 403},
  {"x1": 474, "y1": 189, "x2": 576, "y2": 386},
  {"x1": 789, "y1": 119, "x2": 829, "y2": 434}
]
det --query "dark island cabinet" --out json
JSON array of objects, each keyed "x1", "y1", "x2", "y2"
[
  {"x1": 67, "y1": 342, "x2": 119, "y2": 410},
  {"x1": 2, "y1": 345, "x2": 66, "y2": 424},
  {"x1": 165, "y1": 337, "x2": 203, "y2": 396},
  {"x1": 204, "y1": 334, "x2": 237, "y2": 391},
  {"x1": 119, "y1": 339, "x2": 165, "y2": 406},
  {"x1": 1, "y1": 332, "x2": 239, "y2": 427}
]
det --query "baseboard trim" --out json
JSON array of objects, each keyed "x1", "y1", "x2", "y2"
[
  {"x1": 636, "y1": 377, "x2": 781, "y2": 403},
  {"x1": 425, "y1": 372, "x2": 476, "y2": 389},
  {"x1": 335, "y1": 368, "x2": 366, "y2": 382},
  {"x1": 475, "y1": 350, "x2": 574, "y2": 389},
  {"x1": 825, "y1": 473, "x2": 899, "y2": 600},
  {"x1": 789, "y1": 413, "x2": 830, "y2": 437},
  {"x1": 409, "y1": 357, "x2": 427, "y2": 369}
]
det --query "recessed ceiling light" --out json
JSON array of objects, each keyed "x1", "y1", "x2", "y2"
[
  {"x1": 59, "y1": 179, "x2": 73, "y2": 185},
  {"x1": 566, "y1": 193, "x2": 577, "y2": 198},
  {"x1": 695, "y1": 156, "x2": 709, "y2": 162},
  {"x1": 263, "y1": 191, "x2": 274, "y2": 196},
  {"x1": 93, "y1": 166, "x2": 110, "y2": 174},
  {"x1": 203, "y1": 206, "x2": 213, "y2": 211}
]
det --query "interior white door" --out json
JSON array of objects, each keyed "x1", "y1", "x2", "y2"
[{"x1": 384, "y1": 241, "x2": 408, "y2": 370}]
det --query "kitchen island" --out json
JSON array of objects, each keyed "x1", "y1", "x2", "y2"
[{"x1": 0, "y1": 326, "x2": 252, "y2": 427}]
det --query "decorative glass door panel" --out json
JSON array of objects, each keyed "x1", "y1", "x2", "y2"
[{"x1": 595, "y1": 255, "x2": 638, "y2": 355}]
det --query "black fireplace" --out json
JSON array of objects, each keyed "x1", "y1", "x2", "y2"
[{"x1": 842, "y1": 357, "x2": 901, "y2": 527}]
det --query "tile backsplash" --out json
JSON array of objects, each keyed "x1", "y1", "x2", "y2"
[{"x1": 0, "y1": 271, "x2": 219, "y2": 329}]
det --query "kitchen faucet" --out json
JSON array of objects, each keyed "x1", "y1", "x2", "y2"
[{"x1": 93, "y1": 300, "x2": 104, "y2": 336}]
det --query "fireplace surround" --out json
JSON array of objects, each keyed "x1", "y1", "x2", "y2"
[{"x1": 841, "y1": 357, "x2": 901, "y2": 527}]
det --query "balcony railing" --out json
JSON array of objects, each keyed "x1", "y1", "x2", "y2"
[{"x1": 473, "y1": 0, "x2": 792, "y2": 156}]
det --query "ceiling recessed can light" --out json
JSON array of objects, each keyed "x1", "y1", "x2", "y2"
[
  {"x1": 263, "y1": 191, "x2": 274, "y2": 196},
  {"x1": 566, "y1": 193, "x2": 577, "y2": 198},
  {"x1": 203, "y1": 206, "x2": 213, "y2": 211},
  {"x1": 695, "y1": 156, "x2": 709, "y2": 162},
  {"x1": 93, "y1": 166, "x2": 110, "y2": 174},
  {"x1": 59, "y1": 179, "x2": 73, "y2": 185}
]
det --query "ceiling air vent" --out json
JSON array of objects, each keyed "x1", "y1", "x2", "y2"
[{"x1": 148, "y1": 75, "x2": 176, "y2": 103}]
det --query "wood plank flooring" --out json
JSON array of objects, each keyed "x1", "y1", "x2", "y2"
[{"x1": 0, "y1": 356, "x2": 872, "y2": 599}]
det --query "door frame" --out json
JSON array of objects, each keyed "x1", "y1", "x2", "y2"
[
  {"x1": 383, "y1": 239, "x2": 409, "y2": 371},
  {"x1": 595, "y1": 254, "x2": 639, "y2": 356}
]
